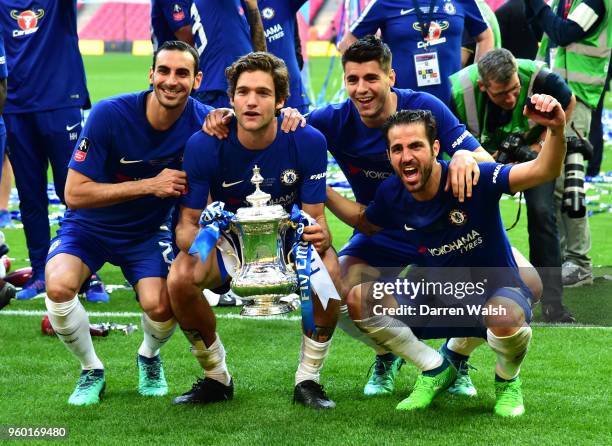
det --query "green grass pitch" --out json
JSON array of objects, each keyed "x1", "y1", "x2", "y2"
[{"x1": 0, "y1": 54, "x2": 610, "y2": 445}]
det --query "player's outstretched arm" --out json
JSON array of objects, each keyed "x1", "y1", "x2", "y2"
[
  {"x1": 325, "y1": 186, "x2": 381, "y2": 236},
  {"x1": 175, "y1": 206, "x2": 203, "y2": 253},
  {"x1": 508, "y1": 94, "x2": 566, "y2": 194},
  {"x1": 65, "y1": 168, "x2": 187, "y2": 209}
]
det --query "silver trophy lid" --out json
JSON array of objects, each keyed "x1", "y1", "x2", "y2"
[
  {"x1": 235, "y1": 165, "x2": 288, "y2": 222},
  {"x1": 246, "y1": 165, "x2": 270, "y2": 207}
]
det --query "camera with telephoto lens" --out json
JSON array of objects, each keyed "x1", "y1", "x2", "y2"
[
  {"x1": 562, "y1": 136, "x2": 593, "y2": 218},
  {"x1": 496, "y1": 133, "x2": 538, "y2": 164}
]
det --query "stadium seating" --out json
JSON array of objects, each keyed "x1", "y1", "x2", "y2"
[
  {"x1": 79, "y1": 0, "x2": 331, "y2": 42},
  {"x1": 79, "y1": 2, "x2": 150, "y2": 41}
]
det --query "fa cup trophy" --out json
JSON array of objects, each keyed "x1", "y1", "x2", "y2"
[{"x1": 230, "y1": 165, "x2": 298, "y2": 316}]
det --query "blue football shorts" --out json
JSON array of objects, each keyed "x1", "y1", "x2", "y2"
[
  {"x1": 46, "y1": 221, "x2": 174, "y2": 286},
  {"x1": 339, "y1": 229, "x2": 419, "y2": 267},
  {"x1": 389, "y1": 282, "x2": 533, "y2": 340}
]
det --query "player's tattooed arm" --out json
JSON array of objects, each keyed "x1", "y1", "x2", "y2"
[
  {"x1": 0, "y1": 78, "x2": 6, "y2": 114},
  {"x1": 302, "y1": 203, "x2": 332, "y2": 253},
  {"x1": 325, "y1": 186, "x2": 381, "y2": 236},
  {"x1": 175, "y1": 206, "x2": 203, "y2": 253},
  {"x1": 65, "y1": 168, "x2": 187, "y2": 209},
  {"x1": 244, "y1": 0, "x2": 267, "y2": 52}
]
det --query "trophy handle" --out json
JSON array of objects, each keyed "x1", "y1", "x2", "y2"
[
  {"x1": 285, "y1": 250, "x2": 294, "y2": 272},
  {"x1": 224, "y1": 248, "x2": 241, "y2": 271},
  {"x1": 224, "y1": 224, "x2": 243, "y2": 271},
  {"x1": 282, "y1": 220, "x2": 298, "y2": 272}
]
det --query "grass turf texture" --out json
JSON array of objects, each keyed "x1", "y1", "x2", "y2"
[
  {"x1": 0, "y1": 54, "x2": 610, "y2": 444},
  {"x1": 1, "y1": 312, "x2": 611, "y2": 445}
]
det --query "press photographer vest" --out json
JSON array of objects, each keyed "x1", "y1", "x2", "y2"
[
  {"x1": 450, "y1": 59, "x2": 545, "y2": 153},
  {"x1": 536, "y1": 0, "x2": 611, "y2": 109}
]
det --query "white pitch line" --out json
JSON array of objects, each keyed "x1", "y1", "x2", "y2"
[
  {"x1": 1, "y1": 309, "x2": 611, "y2": 328},
  {"x1": 530, "y1": 322, "x2": 612, "y2": 330},
  {"x1": 0, "y1": 309, "x2": 302, "y2": 321}
]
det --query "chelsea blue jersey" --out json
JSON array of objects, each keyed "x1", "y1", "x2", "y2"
[
  {"x1": 64, "y1": 92, "x2": 212, "y2": 238},
  {"x1": 151, "y1": 0, "x2": 193, "y2": 51},
  {"x1": 0, "y1": 22, "x2": 6, "y2": 136},
  {"x1": 182, "y1": 120, "x2": 327, "y2": 213},
  {"x1": 191, "y1": 0, "x2": 252, "y2": 94},
  {"x1": 366, "y1": 161, "x2": 529, "y2": 292},
  {"x1": 308, "y1": 88, "x2": 480, "y2": 205},
  {"x1": 259, "y1": 0, "x2": 310, "y2": 110},
  {"x1": 350, "y1": 0, "x2": 488, "y2": 103},
  {"x1": 0, "y1": 0, "x2": 90, "y2": 113},
  {"x1": 367, "y1": 161, "x2": 518, "y2": 267}
]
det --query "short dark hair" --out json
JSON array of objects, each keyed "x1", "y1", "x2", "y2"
[
  {"x1": 153, "y1": 40, "x2": 200, "y2": 74},
  {"x1": 342, "y1": 35, "x2": 392, "y2": 73},
  {"x1": 225, "y1": 52, "x2": 290, "y2": 103},
  {"x1": 382, "y1": 110, "x2": 438, "y2": 148},
  {"x1": 477, "y1": 48, "x2": 517, "y2": 86}
]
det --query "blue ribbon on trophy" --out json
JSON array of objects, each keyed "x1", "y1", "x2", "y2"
[
  {"x1": 189, "y1": 201, "x2": 234, "y2": 260},
  {"x1": 290, "y1": 205, "x2": 341, "y2": 333},
  {"x1": 290, "y1": 206, "x2": 316, "y2": 333}
]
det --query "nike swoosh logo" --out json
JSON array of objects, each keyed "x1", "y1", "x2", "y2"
[
  {"x1": 222, "y1": 180, "x2": 244, "y2": 188},
  {"x1": 404, "y1": 225, "x2": 416, "y2": 232},
  {"x1": 401, "y1": 8, "x2": 414, "y2": 15},
  {"x1": 66, "y1": 123, "x2": 80, "y2": 131},
  {"x1": 119, "y1": 157, "x2": 143, "y2": 164}
]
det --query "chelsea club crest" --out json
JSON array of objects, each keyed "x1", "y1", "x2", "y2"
[
  {"x1": 448, "y1": 209, "x2": 467, "y2": 226},
  {"x1": 443, "y1": 1, "x2": 456, "y2": 15},
  {"x1": 280, "y1": 169, "x2": 298, "y2": 186},
  {"x1": 262, "y1": 7, "x2": 275, "y2": 19}
]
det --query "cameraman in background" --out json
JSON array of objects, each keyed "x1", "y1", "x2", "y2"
[
  {"x1": 450, "y1": 48, "x2": 576, "y2": 323},
  {"x1": 526, "y1": 0, "x2": 610, "y2": 288}
]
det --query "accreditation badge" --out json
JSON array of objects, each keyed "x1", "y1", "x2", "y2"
[{"x1": 414, "y1": 52, "x2": 442, "y2": 87}]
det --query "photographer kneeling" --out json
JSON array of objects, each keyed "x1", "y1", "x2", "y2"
[{"x1": 450, "y1": 48, "x2": 576, "y2": 323}]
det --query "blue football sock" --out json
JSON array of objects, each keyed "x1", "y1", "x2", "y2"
[
  {"x1": 377, "y1": 352, "x2": 396, "y2": 362},
  {"x1": 441, "y1": 341, "x2": 469, "y2": 368},
  {"x1": 423, "y1": 358, "x2": 449, "y2": 376},
  {"x1": 495, "y1": 373, "x2": 518, "y2": 383}
]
